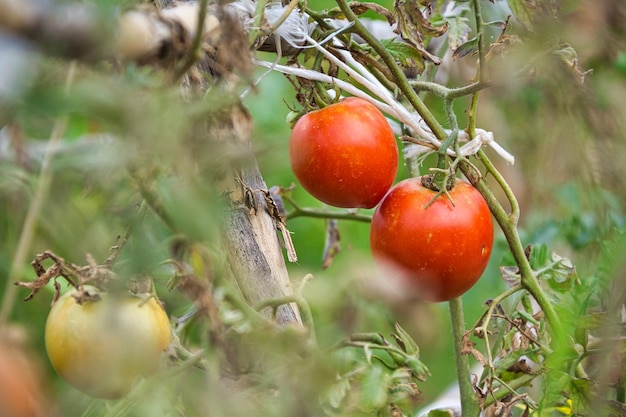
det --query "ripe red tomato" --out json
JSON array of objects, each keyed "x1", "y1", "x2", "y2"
[
  {"x1": 289, "y1": 97, "x2": 398, "y2": 209},
  {"x1": 45, "y1": 285, "x2": 172, "y2": 399},
  {"x1": 370, "y1": 177, "x2": 493, "y2": 302},
  {"x1": 0, "y1": 336, "x2": 50, "y2": 417}
]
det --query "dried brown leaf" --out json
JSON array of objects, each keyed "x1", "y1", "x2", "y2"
[
  {"x1": 350, "y1": 2, "x2": 395, "y2": 26},
  {"x1": 393, "y1": 0, "x2": 445, "y2": 65}
]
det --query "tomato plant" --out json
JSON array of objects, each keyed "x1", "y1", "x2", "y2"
[
  {"x1": 2, "y1": 0, "x2": 624, "y2": 416},
  {"x1": 289, "y1": 97, "x2": 398, "y2": 209},
  {"x1": 44, "y1": 285, "x2": 172, "y2": 399},
  {"x1": 370, "y1": 177, "x2": 494, "y2": 302}
]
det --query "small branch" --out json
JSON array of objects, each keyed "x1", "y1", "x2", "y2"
[
  {"x1": 471, "y1": 0, "x2": 487, "y2": 82},
  {"x1": 481, "y1": 373, "x2": 539, "y2": 409},
  {"x1": 173, "y1": 0, "x2": 209, "y2": 81},
  {"x1": 287, "y1": 207, "x2": 372, "y2": 223},
  {"x1": 254, "y1": 274, "x2": 317, "y2": 346},
  {"x1": 282, "y1": 194, "x2": 371, "y2": 223},
  {"x1": 476, "y1": 150, "x2": 520, "y2": 224},
  {"x1": 470, "y1": 284, "x2": 523, "y2": 372},
  {"x1": 410, "y1": 80, "x2": 491, "y2": 99}
]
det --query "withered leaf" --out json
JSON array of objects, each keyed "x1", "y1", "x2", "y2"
[
  {"x1": 505, "y1": 358, "x2": 536, "y2": 375},
  {"x1": 349, "y1": 2, "x2": 395, "y2": 26},
  {"x1": 393, "y1": 0, "x2": 446, "y2": 65},
  {"x1": 461, "y1": 333, "x2": 488, "y2": 365},
  {"x1": 500, "y1": 265, "x2": 521, "y2": 287}
]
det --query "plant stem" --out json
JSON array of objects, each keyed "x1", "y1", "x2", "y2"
[
  {"x1": 460, "y1": 161, "x2": 563, "y2": 338},
  {"x1": 481, "y1": 373, "x2": 539, "y2": 409},
  {"x1": 173, "y1": 0, "x2": 209, "y2": 81},
  {"x1": 335, "y1": 0, "x2": 447, "y2": 142},
  {"x1": 0, "y1": 62, "x2": 76, "y2": 326},
  {"x1": 449, "y1": 297, "x2": 480, "y2": 417},
  {"x1": 471, "y1": 0, "x2": 487, "y2": 82},
  {"x1": 410, "y1": 80, "x2": 490, "y2": 99},
  {"x1": 283, "y1": 195, "x2": 372, "y2": 223},
  {"x1": 287, "y1": 206, "x2": 372, "y2": 223},
  {"x1": 476, "y1": 150, "x2": 520, "y2": 224}
]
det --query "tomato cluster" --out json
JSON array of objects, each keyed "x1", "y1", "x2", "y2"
[
  {"x1": 289, "y1": 98, "x2": 494, "y2": 301},
  {"x1": 45, "y1": 285, "x2": 172, "y2": 399}
]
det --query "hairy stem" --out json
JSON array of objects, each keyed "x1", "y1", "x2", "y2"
[
  {"x1": 460, "y1": 160, "x2": 563, "y2": 338},
  {"x1": 335, "y1": 0, "x2": 447, "y2": 142},
  {"x1": 410, "y1": 80, "x2": 490, "y2": 99},
  {"x1": 471, "y1": 0, "x2": 487, "y2": 82},
  {"x1": 284, "y1": 195, "x2": 372, "y2": 223},
  {"x1": 477, "y1": 149, "x2": 520, "y2": 224},
  {"x1": 449, "y1": 297, "x2": 480, "y2": 417}
]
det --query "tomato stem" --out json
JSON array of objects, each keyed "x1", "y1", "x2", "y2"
[
  {"x1": 282, "y1": 194, "x2": 372, "y2": 223},
  {"x1": 471, "y1": 0, "x2": 488, "y2": 83},
  {"x1": 449, "y1": 297, "x2": 481, "y2": 417},
  {"x1": 335, "y1": 0, "x2": 448, "y2": 143},
  {"x1": 460, "y1": 160, "x2": 564, "y2": 339}
]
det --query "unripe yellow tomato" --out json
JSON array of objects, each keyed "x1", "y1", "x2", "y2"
[{"x1": 45, "y1": 285, "x2": 172, "y2": 399}]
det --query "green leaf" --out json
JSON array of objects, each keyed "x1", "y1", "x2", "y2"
[
  {"x1": 375, "y1": 38, "x2": 426, "y2": 74},
  {"x1": 445, "y1": 15, "x2": 471, "y2": 52},
  {"x1": 541, "y1": 252, "x2": 579, "y2": 292},
  {"x1": 404, "y1": 356, "x2": 430, "y2": 381},
  {"x1": 428, "y1": 410, "x2": 454, "y2": 417},
  {"x1": 507, "y1": 0, "x2": 534, "y2": 31},
  {"x1": 393, "y1": 0, "x2": 446, "y2": 65},
  {"x1": 529, "y1": 244, "x2": 549, "y2": 269},
  {"x1": 393, "y1": 322, "x2": 420, "y2": 356},
  {"x1": 508, "y1": 0, "x2": 559, "y2": 32},
  {"x1": 521, "y1": 293, "x2": 534, "y2": 314},
  {"x1": 514, "y1": 309, "x2": 539, "y2": 325},
  {"x1": 452, "y1": 37, "x2": 478, "y2": 59},
  {"x1": 359, "y1": 365, "x2": 390, "y2": 412},
  {"x1": 326, "y1": 376, "x2": 351, "y2": 409}
]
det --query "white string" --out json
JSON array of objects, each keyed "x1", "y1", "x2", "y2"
[{"x1": 252, "y1": 20, "x2": 516, "y2": 165}]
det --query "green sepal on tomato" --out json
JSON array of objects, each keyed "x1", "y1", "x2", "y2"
[
  {"x1": 370, "y1": 177, "x2": 494, "y2": 302},
  {"x1": 289, "y1": 97, "x2": 399, "y2": 209}
]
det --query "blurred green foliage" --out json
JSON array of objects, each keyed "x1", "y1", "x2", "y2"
[{"x1": 0, "y1": 0, "x2": 625, "y2": 416}]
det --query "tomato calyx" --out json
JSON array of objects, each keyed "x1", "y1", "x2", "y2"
[
  {"x1": 420, "y1": 172, "x2": 456, "y2": 192},
  {"x1": 70, "y1": 287, "x2": 102, "y2": 305},
  {"x1": 420, "y1": 170, "x2": 458, "y2": 208}
]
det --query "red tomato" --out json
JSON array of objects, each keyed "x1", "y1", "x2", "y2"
[
  {"x1": 45, "y1": 286, "x2": 172, "y2": 399},
  {"x1": 289, "y1": 97, "x2": 398, "y2": 209},
  {"x1": 0, "y1": 337, "x2": 50, "y2": 417},
  {"x1": 369, "y1": 177, "x2": 494, "y2": 302}
]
